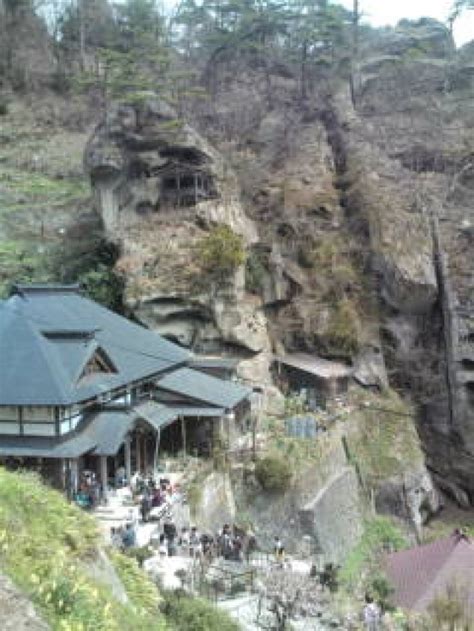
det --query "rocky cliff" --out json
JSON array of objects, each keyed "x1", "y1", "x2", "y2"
[
  {"x1": 84, "y1": 19, "x2": 473, "y2": 501},
  {"x1": 340, "y1": 19, "x2": 474, "y2": 502},
  {"x1": 85, "y1": 100, "x2": 273, "y2": 385}
]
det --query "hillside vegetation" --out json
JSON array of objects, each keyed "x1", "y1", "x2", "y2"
[{"x1": 0, "y1": 468, "x2": 239, "y2": 631}]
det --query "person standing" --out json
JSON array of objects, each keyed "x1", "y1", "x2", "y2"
[
  {"x1": 189, "y1": 526, "x2": 201, "y2": 558},
  {"x1": 164, "y1": 519, "x2": 177, "y2": 557},
  {"x1": 274, "y1": 536, "x2": 285, "y2": 565},
  {"x1": 363, "y1": 596, "x2": 381, "y2": 631},
  {"x1": 140, "y1": 493, "x2": 151, "y2": 523}
]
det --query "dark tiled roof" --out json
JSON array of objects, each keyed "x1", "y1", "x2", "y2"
[
  {"x1": 0, "y1": 430, "x2": 96, "y2": 459},
  {"x1": 133, "y1": 401, "x2": 179, "y2": 431},
  {"x1": 157, "y1": 367, "x2": 251, "y2": 409},
  {"x1": 0, "y1": 400, "x2": 226, "y2": 459},
  {"x1": 385, "y1": 534, "x2": 474, "y2": 612},
  {"x1": 165, "y1": 406, "x2": 225, "y2": 417},
  {"x1": 88, "y1": 409, "x2": 135, "y2": 456},
  {"x1": 0, "y1": 409, "x2": 134, "y2": 458},
  {"x1": 0, "y1": 285, "x2": 190, "y2": 405},
  {"x1": 189, "y1": 357, "x2": 239, "y2": 370},
  {"x1": 275, "y1": 353, "x2": 353, "y2": 379}
]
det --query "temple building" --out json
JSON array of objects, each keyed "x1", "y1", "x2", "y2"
[
  {"x1": 274, "y1": 353, "x2": 353, "y2": 409},
  {"x1": 0, "y1": 284, "x2": 251, "y2": 498}
]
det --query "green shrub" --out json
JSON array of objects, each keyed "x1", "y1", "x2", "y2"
[
  {"x1": 369, "y1": 572, "x2": 395, "y2": 612},
  {"x1": 326, "y1": 297, "x2": 360, "y2": 356},
  {"x1": 161, "y1": 590, "x2": 240, "y2": 631},
  {"x1": 340, "y1": 517, "x2": 407, "y2": 590},
  {"x1": 197, "y1": 225, "x2": 245, "y2": 276},
  {"x1": 109, "y1": 549, "x2": 162, "y2": 615},
  {"x1": 255, "y1": 454, "x2": 292, "y2": 493},
  {"x1": 427, "y1": 583, "x2": 472, "y2": 630},
  {"x1": 124, "y1": 544, "x2": 154, "y2": 567},
  {"x1": 78, "y1": 264, "x2": 124, "y2": 310},
  {"x1": 245, "y1": 249, "x2": 267, "y2": 294}
]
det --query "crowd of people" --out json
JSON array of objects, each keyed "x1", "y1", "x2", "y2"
[
  {"x1": 148, "y1": 521, "x2": 255, "y2": 563},
  {"x1": 134, "y1": 474, "x2": 183, "y2": 523}
]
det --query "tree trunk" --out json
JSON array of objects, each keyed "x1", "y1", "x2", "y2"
[
  {"x1": 350, "y1": 0, "x2": 359, "y2": 107},
  {"x1": 300, "y1": 40, "x2": 308, "y2": 101},
  {"x1": 78, "y1": 0, "x2": 87, "y2": 71}
]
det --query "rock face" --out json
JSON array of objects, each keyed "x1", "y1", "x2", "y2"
[
  {"x1": 374, "y1": 468, "x2": 440, "y2": 536},
  {"x1": 85, "y1": 19, "x2": 473, "y2": 503},
  {"x1": 85, "y1": 100, "x2": 272, "y2": 382},
  {"x1": 342, "y1": 19, "x2": 474, "y2": 501},
  {"x1": 0, "y1": 573, "x2": 49, "y2": 630},
  {"x1": 299, "y1": 467, "x2": 365, "y2": 564},
  {"x1": 191, "y1": 470, "x2": 236, "y2": 533}
]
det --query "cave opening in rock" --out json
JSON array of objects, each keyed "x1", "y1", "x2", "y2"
[
  {"x1": 136, "y1": 201, "x2": 154, "y2": 215},
  {"x1": 160, "y1": 146, "x2": 208, "y2": 165}
]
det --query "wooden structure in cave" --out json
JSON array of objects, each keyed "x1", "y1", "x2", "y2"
[
  {"x1": 160, "y1": 165, "x2": 216, "y2": 207},
  {"x1": 128, "y1": 146, "x2": 218, "y2": 209}
]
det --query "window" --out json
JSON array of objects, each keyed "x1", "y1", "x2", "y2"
[{"x1": 79, "y1": 348, "x2": 117, "y2": 381}]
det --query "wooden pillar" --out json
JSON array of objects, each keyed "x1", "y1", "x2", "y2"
[
  {"x1": 153, "y1": 429, "x2": 161, "y2": 475},
  {"x1": 181, "y1": 416, "x2": 186, "y2": 457},
  {"x1": 124, "y1": 435, "x2": 132, "y2": 483},
  {"x1": 143, "y1": 436, "x2": 148, "y2": 476},
  {"x1": 60, "y1": 458, "x2": 67, "y2": 491},
  {"x1": 100, "y1": 455, "x2": 109, "y2": 502},
  {"x1": 135, "y1": 433, "x2": 141, "y2": 473},
  {"x1": 219, "y1": 416, "x2": 225, "y2": 442},
  {"x1": 70, "y1": 458, "x2": 79, "y2": 496}
]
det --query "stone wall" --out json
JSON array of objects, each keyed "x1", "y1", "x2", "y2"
[{"x1": 299, "y1": 468, "x2": 365, "y2": 564}]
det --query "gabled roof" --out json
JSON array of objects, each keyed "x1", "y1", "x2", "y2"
[
  {"x1": 189, "y1": 357, "x2": 239, "y2": 371},
  {"x1": 133, "y1": 401, "x2": 178, "y2": 431},
  {"x1": 0, "y1": 401, "x2": 226, "y2": 459},
  {"x1": 0, "y1": 285, "x2": 190, "y2": 405},
  {"x1": 157, "y1": 367, "x2": 251, "y2": 409},
  {"x1": 275, "y1": 353, "x2": 353, "y2": 379},
  {"x1": 385, "y1": 533, "x2": 474, "y2": 612}
]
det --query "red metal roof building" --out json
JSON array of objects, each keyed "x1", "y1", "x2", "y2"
[{"x1": 385, "y1": 532, "x2": 474, "y2": 613}]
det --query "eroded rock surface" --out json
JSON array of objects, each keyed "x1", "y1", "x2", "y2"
[
  {"x1": 342, "y1": 19, "x2": 474, "y2": 500},
  {"x1": 0, "y1": 574, "x2": 49, "y2": 631},
  {"x1": 85, "y1": 18, "x2": 474, "y2": 504},
  {"x1": 85, "y1": 100, "x2": 272, "y2": 381}
]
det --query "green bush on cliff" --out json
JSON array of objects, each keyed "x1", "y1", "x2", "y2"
[
  {"x1": 161, "y1": 590, "x2": 240, "y2": 631},
  {"x1": 340, "y1": 516, "x2": 407, "y2": 591},
  {"x1": 197, "y1": 225, "x2": 245, "y2": 276},
  {"x1": 347, "y1": 388, "x2": 424, "y2": 485},
  {"x1": 255, "y1": 453, "x2": 292, "y2": 492},
  {"x1": 326, "y1": 297, "x2": 361, "y2": 356},
  {"x1": 245, "y1": 249, "x2": 267, "y2": 294}
]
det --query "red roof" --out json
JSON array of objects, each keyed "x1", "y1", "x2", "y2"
[{"x1": 385, "y1": 533, "x2": 474, "y2": 612}]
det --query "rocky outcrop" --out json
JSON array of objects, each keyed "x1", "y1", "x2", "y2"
[
  {"x1": 374, "y1": 468, "x2": 440, "y2": 536},
  {"x1": 0, "y1": 574, "x2": 49, "y2": 630},
  {"x1": 341, "y1": 19, "x2": 474, "y2": 501},
  {"x1": 85, "y1": 99, "x2": 273, "y2": 383},
  {"x1": 84, "y1": 17, "x2": 473, "y2": 506},
  {"x1": 299, "y1": 467, "x2": 365, "y2": 564}
]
